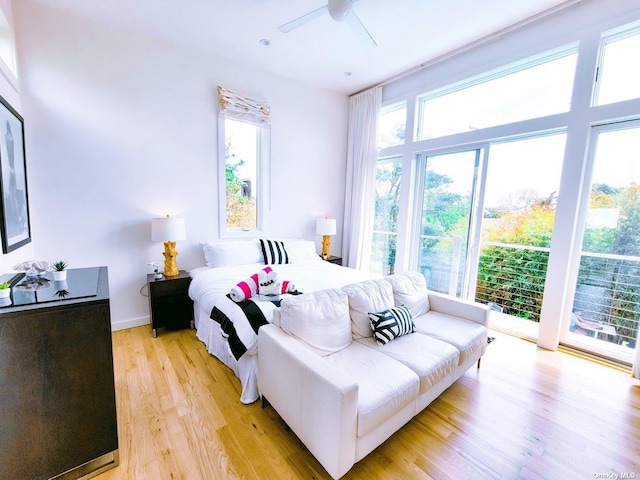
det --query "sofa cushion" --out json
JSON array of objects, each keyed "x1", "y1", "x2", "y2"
[
  {"x1": 413, "y1": 311, "x2": 487, "y2": 366},
  {"x1": 279, "y1": 288, "x2": 352, "y2": 356},
  {"x1": 324, "y1": 341, "x2": 419, "y2": 437},
  {"x1": 356, "y1": 333, "x2": 459, "y2": 395},
  {"x1": 342, "y1": 278, "x2": 395, "y2": 339},
  {"x1": 368, "y1": 305, "x2": 415, "y2": 346},
  {"x1": 385, "y1": 271, "x2": 430, "y2": 317}
]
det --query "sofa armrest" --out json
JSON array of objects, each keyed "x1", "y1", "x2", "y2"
[
  {"x1": 258, "y1": 324, "x2": 358, "y2": 479},
  {"x1": 427, "y1": 291, "x2": 490, "y2": 327}
]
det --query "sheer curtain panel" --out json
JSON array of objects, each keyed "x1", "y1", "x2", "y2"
[
  {"x1": 634, "y1": 343, "x2": 640, "y2": 379},
  {"x1": 342, "y1": 86, "x2": 381, "y2": 270}
]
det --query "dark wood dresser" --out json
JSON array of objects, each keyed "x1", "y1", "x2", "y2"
[{"x1": 0, "y1": 266, "x2": 118, "y2": 479}]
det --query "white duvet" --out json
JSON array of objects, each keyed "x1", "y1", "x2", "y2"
[
  {"x1": 188, "y1": 258, "x2": 373, "y2": 403},
  {"x1": 189, "y1": 258, "x2": 372, "y2": 315}
]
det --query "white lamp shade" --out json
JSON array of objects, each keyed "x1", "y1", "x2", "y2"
[
  {"x1": 316, "y1": 218, "x2": 336, "y2": 236},
  {"x1": 152, "y1": 216, "x2": 186, "y2": 242}
]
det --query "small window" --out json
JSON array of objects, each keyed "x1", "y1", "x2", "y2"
[
  {"x1": 0, "y1": 9, "x2": 16, "y2": 78},
  {"x1": 217, "y1": 86, "x2": 270, "y2": 237},
  {"x1": 378, "y1": 102, "x2": 406, "y2": 149},
  {"x1": 416, "y1": 46, "x2": 577, "y2": 140},
  {"x1": 222, "y1": 118, "x2": 261, "y2": 231},
  {"x1": 594, "y1": 24, "x2": 640, "y2": 106}
]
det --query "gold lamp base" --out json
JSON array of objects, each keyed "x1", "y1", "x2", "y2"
[
  {"x1": 162, "y1": 241, "x2": 180, "y2": 277},
  {"x1": 321, "y1": 235, "x2": 331, "y2": 259}
]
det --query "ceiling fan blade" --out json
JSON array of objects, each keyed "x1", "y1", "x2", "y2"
[
  {"x1": 345, "y1": 11, "x2": 377, "y2": 48},
  {"x1": 278, "y1": 6, "x2": 328, "y2": 33}
]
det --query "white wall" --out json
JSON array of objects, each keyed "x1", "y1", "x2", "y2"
[
  {"x1": 12, "y1": 1, "x2": 348, "y2": 330},
  {"x1": 0, "y1": 0, "x2": 36, "y2": 272}
]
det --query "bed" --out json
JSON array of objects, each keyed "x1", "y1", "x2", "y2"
[{"x1": 188, "y1": 238, "x2": 372, "y2": 403}]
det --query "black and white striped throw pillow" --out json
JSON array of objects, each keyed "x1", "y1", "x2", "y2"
[
  {"x1": 368, "y1": 305, "x2": 415, "y2": 346},
  {"x1": 260, "y1": 239, "x2": 290, "y2": 265}
]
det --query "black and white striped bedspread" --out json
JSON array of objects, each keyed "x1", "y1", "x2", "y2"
[{"x1": 209, "y1": 294, "x2": 283, "y2": 360}]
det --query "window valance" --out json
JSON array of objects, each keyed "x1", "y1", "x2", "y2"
[{"x1": 217, "y1": 86, "x2": 270, "y2": 125}]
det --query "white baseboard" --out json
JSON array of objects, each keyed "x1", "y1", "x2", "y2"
[{"x1": 111, "y1": 315, "x2": 150, "y2": 332}]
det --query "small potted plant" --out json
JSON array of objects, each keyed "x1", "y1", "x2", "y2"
[
  {"x1": 0, "y1": 281, "x2": 10, "y2": 298},
  {"x1": 52, "y1": 260, "x2": 68, "y2": 281}
]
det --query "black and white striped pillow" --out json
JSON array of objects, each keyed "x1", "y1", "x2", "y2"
[
  {"x1": 368, "y1": 305, "x2": 415, "y2": 346},
  {"x1": 260, "y1": 239, "x2": 290, "y2": 265}
]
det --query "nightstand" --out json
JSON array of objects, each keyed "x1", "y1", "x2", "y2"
[
  {"x1": 324, "y1": 256, "x2": 342, "y2": 266},
  {"x1": 147, "y1": 270, "x2": 194, "y2": 337}
]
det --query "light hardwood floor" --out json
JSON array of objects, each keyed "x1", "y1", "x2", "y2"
[{"x1": 96, "y1": 326, "x2": 640, "y2": 480}]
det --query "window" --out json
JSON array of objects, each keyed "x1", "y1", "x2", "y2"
[
  {"x1": 0, "y1": 8, "x2": 16, "y2": 78},
  {"x1": 371, "y1": 156, "x2": 401, "y2": 275},
  {"x1": 217, "y1": 86, "x2": 270, "y2": 237},
  {"x1": 222, "y1": 118, "x2": 261, "y2": 231},
  {"x1": 568, "y1": 123, "x2": 640, "y2": 361},
  {"x1": 416, "y1": 46, "x2": 577, "y2": 140},
  {"x1": 378, "y1": 102, "x2": 406, "y2": 149},
  {"x1": 476, "y1": 133, "x2": 565, "y2": 324},
  {"x1": 594, "y1": 23, "x2": 640, "y2": 106}
]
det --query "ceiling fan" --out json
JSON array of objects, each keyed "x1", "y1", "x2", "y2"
[{"x1": 277, "y1": 0, "x2": 377, "y2": 49}]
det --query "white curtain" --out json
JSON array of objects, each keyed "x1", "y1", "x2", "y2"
[
  {"x1": 633, "y1": 342, "x2": 640, "y2": 379},
  {"x1": 342, "y1": 86, "x2": 382, "y2": 270}
]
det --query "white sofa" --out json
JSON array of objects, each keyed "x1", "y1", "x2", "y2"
[{"x1": 257, "y1": 272, "x2": 490, "y2": 479}]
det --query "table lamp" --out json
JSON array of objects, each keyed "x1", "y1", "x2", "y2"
[
  {"x1": 316, "y1": 217, "x2": 336, "y2": 260},
  {"x1": 151, "y1": 215, "x2": 186, "y2": 277}
]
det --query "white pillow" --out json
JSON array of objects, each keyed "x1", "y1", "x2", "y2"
[
  {"x1": 342, "y1": 278, "x2": 395, "y2": 339},
  {"x1": 279, "y1": 288, "x2": 352, "y2": 357},
  {"x1": 200, "y1": 240, "x2": 264, "y2": 268},
  {"x1": 284, "y1": 239, "x2": 320, "y2": 262},
  {"x1": 385, "y1": 271, "x2": 430, "y2": 317}
]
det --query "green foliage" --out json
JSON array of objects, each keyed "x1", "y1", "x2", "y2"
[
  {"x1": 225, "y1": 142, "x2": 256, "y2": 229},
  {"x1": 0, "y1": 281, "x2": 10, "y2": 289},
  {"x1": 372, "y1": 161, "x2": 401, "y2": 274}
]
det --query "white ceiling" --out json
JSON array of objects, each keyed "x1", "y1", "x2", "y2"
[{"x1": 27, "y1": 0, "x2": 573, "y2": 95}]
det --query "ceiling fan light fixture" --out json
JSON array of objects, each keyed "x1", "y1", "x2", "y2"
[{"x1": 328, "y1": 0, "x2": 352, "y2": 22}]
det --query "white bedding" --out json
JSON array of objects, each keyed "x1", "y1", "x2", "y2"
[{"x1": 189, "y1": 257, "x2": 372, "y2": 403}]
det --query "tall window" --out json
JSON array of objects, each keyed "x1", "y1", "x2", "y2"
[
  {"x1": 223, "y1": 119, "x2": 260, "y2": 230},
  {"x1": 568, "y1": 123, "x2": 640, "y2": 360},
  {"x1": 371, "y1": 156, "x2": 401, "y2": 275},
  {"x1": 217, "y1": 86, "x2": 270, "y2": 237},
  {"x1": 416, "y1": 46, "x2": 577, "y2": 140},
  {"x1": 476, "y1": 134, "x2": 565, "y2": 323}
]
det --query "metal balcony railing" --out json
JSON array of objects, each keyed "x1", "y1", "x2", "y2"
[{"x1": 371, "y1": 234, "x2": 640, "y2": 348}]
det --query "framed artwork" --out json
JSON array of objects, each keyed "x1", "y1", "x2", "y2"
[{"x1": 0, "y1": 94, "x2": 30, "y2": 253}]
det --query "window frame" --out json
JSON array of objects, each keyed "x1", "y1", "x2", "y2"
[
  {"x1": 414, "y1": 43, "x2": 578, "y2": 141},
  {"x1": 217, "y1": 115, "x2": 271, "y2": 238},
  {"x1": 592, "y1": 20, "x2": 640, "y2": 107}
]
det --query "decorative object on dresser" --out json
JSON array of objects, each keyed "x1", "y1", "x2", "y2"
[
  {"x1": 0, "y1": 93, "x2": 31, "y2": 253},
  {"x1": 151, "y1": 214, "x2": 186, "y2": 277},
  {"x1": 13, "y1": 259, "x2": 52, "y2": 276},
  {"x1": 51, "y1": 259, "x2": 68, "y2": 281},
  {"x1": 0, "y1": 266, "x2": 118, "y2": 480},
  {"x1": 316, "y1": 217, "x2": 336, "y2": 259},
  {"x1": 0, "y1": 280, "x2": 9, "y2": 298},
  {"x1": 148, "y1": 269, "x2": 193, "y2": 337}
]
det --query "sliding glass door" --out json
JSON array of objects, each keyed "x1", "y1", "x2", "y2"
[
  {"x1": 414, "y1": 134, "x2": 565, "y2": 341},
  {"x1": 567, "y1": 122, "x2": 640, "y2": 361}
]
